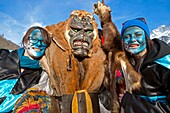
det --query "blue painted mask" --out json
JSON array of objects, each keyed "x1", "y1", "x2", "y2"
[
  {"x1": 26, "y1": 29, "x2": 47, "y2": 58},
  {"x1": 123, "y1": 26, "x2": 146, "y2": 54}
]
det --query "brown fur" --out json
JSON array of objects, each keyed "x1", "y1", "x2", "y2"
[
  {"x1": 94, "y1": 2, "x2": 141, "y2": 113},
  {"x1": 42, "y1": 10, "x2": 106, "y2": 96}
]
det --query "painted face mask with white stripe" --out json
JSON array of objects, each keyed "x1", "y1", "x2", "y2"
[{"x1": 25, "y1": 29, "x2": 47, "y2": 59}]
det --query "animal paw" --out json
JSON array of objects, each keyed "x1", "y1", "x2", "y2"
[{"x1": 93, "y1": 1, "x2": 111, "y2": 22}]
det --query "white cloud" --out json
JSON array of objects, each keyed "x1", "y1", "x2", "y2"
[
  {"x1": 29, "y1": 22, "x2": 43, "y2": 27},
  {"x1": 0, "y1": 12, "x2": 25, "y2": 45},
  {"x1": 22, "y1": 22, "x2": 44, "y2": 37},
  {"x1": 0, "y1": 8, "x2": 45, "y2": 45}
]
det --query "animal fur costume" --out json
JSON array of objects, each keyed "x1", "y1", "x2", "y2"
[
  {"x1": 94, "y1": 1, "x2": 142, "y2": 113},
  {"x1": 41, "y1": 10, "x2": 106, "y2": 113}
]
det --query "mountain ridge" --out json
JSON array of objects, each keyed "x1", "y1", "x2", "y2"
[
  {"x1": 0, "y1": 35, "x2": 20, "y2": 50},
  {"x1": 151, "y1": 25, "x2": 170, "y2": 45}
]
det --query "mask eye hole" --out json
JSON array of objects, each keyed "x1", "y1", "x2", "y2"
[
  {"x1": 73, "y1": 29, "x2": 78, "y2": 32},
  {"x1": 71, "y1": 27, "x2": 81, "y2": 33},
  {"x1": 85, "y1": 30, "x2": 93, "y2": 34}
]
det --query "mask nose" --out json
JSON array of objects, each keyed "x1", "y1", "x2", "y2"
[{"x1": 34, "y1": 40, "x2": 46, "y2": 48}]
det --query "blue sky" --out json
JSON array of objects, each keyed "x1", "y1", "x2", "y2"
[{"x1": 0, "y1": 0, "x2": 170, "y2": 45}]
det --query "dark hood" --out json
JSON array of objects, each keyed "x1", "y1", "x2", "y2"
[{"x1": 143, "y1": 39, "x2": 170, "y2": 67}]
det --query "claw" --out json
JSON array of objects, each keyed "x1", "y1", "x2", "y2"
[
  {"x1": 93, "y1": 1, "x2": 111, "y2": 14},
  {"x1": 93, "y1": 0, "x2": 111, "y2": 22}
]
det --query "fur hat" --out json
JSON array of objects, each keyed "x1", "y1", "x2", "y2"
[{"x1": 121, "y1": 18, "x2": 150, "y2": 38}]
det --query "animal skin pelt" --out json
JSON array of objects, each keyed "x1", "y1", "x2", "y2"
[
  {"x1": 94, "y1": 1, "x2": 141, "y2": 113},
  {"x1": 43, "y1": 10, "x2": 106, "y2": 96}
]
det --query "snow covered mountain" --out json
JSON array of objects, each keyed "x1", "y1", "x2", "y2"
[{"x1": 151, "y1": 25, "x2": 170, "y2": 45}]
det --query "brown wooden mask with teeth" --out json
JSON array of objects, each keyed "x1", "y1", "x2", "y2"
[{"x1": 67, "y1": 10, "x2": 97, "y2": 57}]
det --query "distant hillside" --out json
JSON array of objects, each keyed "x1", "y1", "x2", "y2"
[
  {"x1": 0, "y1": 35, "x2": 20, "y2": 50},
  {"x1": 151, "y1": 25, "x2": 170, "y2": 45}
]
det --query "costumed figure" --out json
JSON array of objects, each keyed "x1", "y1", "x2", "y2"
[
  {"x1": 42, "y1": 9, "x2": 106, "y2": 113},
  {"x1": 0, "y1": 26, "x2": 53, "y2": 112},
  {"x1": 94, "y1": 1, "x2": 142, "y2": 113},
  {"x1": 120, "y1": 18, "x2": 170, "y2": 113}
]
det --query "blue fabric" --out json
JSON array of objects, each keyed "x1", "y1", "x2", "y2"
[
  {"x1": 121, "y1": 19, "x2": 150, "y2": 38},
  {"x1": 0, "y1": 79, "x2": 22, "y2": 112},
  {"x1": 154, "y1": 54, "x2": 170, "y2": 70},
  {"x1": 0, "y1": 94, "x2": 22, "y2": 112},
  {"x1": 139, "y1": 95, "x2": 167, "y2": 104},
  {"x1": 17, "y1": 48, "x2": 40, "y2": 69}
]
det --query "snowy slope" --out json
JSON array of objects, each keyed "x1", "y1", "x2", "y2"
[{"x1": 151, "y1": 25, "x2": 170, "y2": 45}]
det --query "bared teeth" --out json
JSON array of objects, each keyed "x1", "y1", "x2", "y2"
[
  {"x1": 83, "y1": 42, "x2": 88, "y2": 47},
  {"x1": 74, "y1": 41, "x2": 82, "y2": 46},
  {"x1": 73, "y1": 41, "x2": 88, "y2": 47}
]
